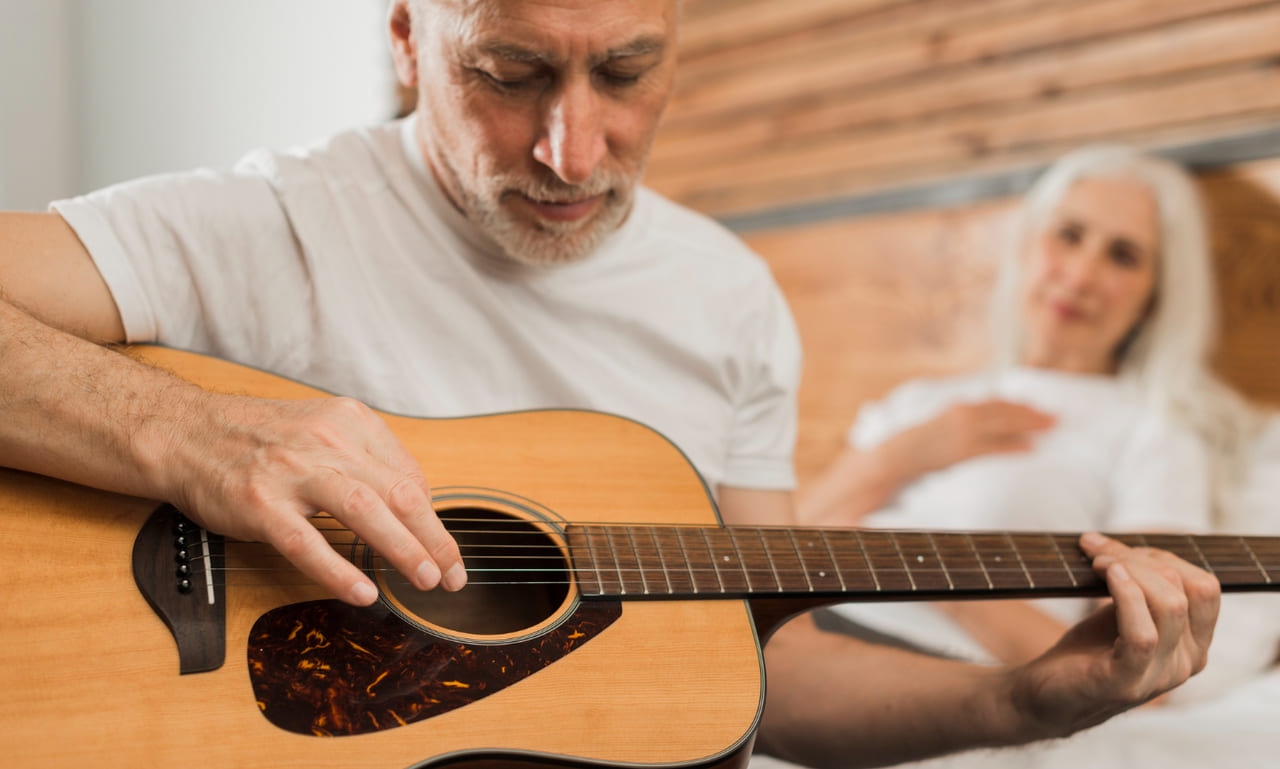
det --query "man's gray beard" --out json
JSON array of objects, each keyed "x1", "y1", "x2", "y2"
[
  {"x1": 476, "y1": 190, "x2": 631, "y2": 267},
  {"x1": 454, "y1": 168, "x2": 636, "y2": 267}
]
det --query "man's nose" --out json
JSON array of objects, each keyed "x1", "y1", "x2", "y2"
[{"x1": 533, "y1": 78, "x2": 607, "y2": 186}]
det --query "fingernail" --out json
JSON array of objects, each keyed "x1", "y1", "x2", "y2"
[
  {"x1": 416, "y1": 560, "x2": 442, "y2": 590},
  {"x1": 443, "y1": 562, "x2": 468, "y2": 592},
  {"x1": 1111, "y1": 563, "x2": 1131, "y2": 582},
  {"x1": 350, "y1": 581, "x2": 379, "y2": 605},
  {"x1": 1093, "y1": 555, "x2": 1114, "y2": 570}
]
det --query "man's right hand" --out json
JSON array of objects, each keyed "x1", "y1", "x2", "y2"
[
  {"x1": 2, "y1": 212, "x2": 464, "y2": 606},
  {"x1": 158, "y1": 390, "x2": 466, "y2": 605}
]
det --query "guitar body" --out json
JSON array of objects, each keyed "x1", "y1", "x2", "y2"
[{"x1": 0, "y1": 347, "x2": 764, "y2": 769}]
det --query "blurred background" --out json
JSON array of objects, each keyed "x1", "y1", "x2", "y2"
[
  {"x1": 0, "y1": 0, "x2": 396, "y2": 211},
  {"x1": 647, "y1": 0, "x2": 1280, "y2": 481},
  {"x1": 0, "y1": 0, "x2": 1277, "y2": 481}
]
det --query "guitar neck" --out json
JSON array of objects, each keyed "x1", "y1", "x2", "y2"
[{"x1": 566, "y1": 526, "x2": 1280, "y2": 601}]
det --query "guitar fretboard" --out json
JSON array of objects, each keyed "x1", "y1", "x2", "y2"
[{"x1": 565, "y1": 526, "x2": 1280, "y2": 600}]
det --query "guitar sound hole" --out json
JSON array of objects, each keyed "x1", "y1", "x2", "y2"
[{"x1": 375, "y1": 507, "x2": 570, "y2": 637}]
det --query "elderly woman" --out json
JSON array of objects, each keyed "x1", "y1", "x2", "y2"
[{"x1": 799, "y1": 144, "x2": 1259, "y2": 665}]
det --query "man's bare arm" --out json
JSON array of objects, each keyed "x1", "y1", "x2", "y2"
[
  {"x1": 0, "y1": 213, "x2": 124, "y2": 340},
  {"x1": 0, "y1": 212, "x2": 465, "y2": 603}
]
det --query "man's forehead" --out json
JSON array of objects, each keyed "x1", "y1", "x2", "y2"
[{"x1": 425, "y1": 0, "x2": 677, "y2": 56}]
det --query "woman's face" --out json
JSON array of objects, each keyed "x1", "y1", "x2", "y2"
[{"x1": 1018, "y1": 176, "x2": 1161, "y2": 374}]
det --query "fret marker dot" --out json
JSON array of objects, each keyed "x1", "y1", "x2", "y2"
[
  {"x1": 819, "y1": 571, "x2": 826, "y2": 578},
  {"x1": 995, "y1": 556, "x2": 1003, "y2": 562},
  {"x1": 916, "y1": 555, "x2": 924, "y2": 563},
  {"x1": 723, "y1": 555, "x2": 730, "y2": 562}
]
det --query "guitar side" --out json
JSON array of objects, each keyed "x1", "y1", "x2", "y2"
[{"x1": 0, "y1": 346, "x2": 765, "y2": 769}]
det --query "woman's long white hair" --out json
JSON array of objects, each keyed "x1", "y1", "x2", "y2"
[{"x1": 988, "y1": 144, "x2": 1260, "y2": 525}]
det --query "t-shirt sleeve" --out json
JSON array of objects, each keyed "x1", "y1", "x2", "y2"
[
  {"x1": 49, "y1": 163, "x2": 310, "y2": 367},
  {"x1": 1108, "y1": 413, "x2": 1212, "y2": 532},
  {"x1": 848, "y1": 396, "x2": 895, "y2": 452},
  {"x1": 721, "y1": 277, "x2": 801, "y2": 491}
]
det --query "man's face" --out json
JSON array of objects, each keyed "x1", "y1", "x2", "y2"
[{"x1": 395, "y1": 0, "x2": 678, "y2": 266}]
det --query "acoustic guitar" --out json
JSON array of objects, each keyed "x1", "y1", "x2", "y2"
[{"x1": 2, "y1": 346, "x2": 1277, "y2": 769}]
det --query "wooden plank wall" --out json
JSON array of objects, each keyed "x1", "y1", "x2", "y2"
[
  {"x1": 744, "y1": 157, "x2": 1280, "y2": 488},
  {"x1": 647, "y1": 0, "x2": 1280, "y2": 219}
]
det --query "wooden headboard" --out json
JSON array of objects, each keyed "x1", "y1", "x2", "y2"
[{"x1": 743, "y1": 156, "x2": 1280, "y2": 488}]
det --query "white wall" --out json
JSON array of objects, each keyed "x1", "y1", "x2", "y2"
[
  {"x1": 0, "y1": 0, "x2": 397, "y2": 211},
  {"x1": 0, "y1": 1, "x2": 78, "y2": 211}
]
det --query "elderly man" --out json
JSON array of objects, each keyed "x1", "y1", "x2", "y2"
[{"x1": 0, "y1": 1, "x2": 1217, "y2": 767}]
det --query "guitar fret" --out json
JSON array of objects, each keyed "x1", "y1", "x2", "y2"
[
  {"x1": 964, "y1": 533, "x2": 994, "y2": 590},
  {"x1": 854, "y1": 531, "x2": 882, "y2": 592},
  {"x1": 786, "y1": 529, "x2": 814, "y2": 592},
  {"x1": 925, "y1": 532, "x2": 954, "y2": 591},
  {"x1": 819, "y1": 530, "x2": 847, "y2": 591},
  {"x1": 1240, "y1": 536, "x2": 1272, "y2": 584},
  {"x1": 793, "y1": 530, "x2": 843, "y2": 592},
  {"x1": 605, "y1": 527, "x2": 627, "y2": 595},
  {"x1": 727, "y1": 528, "x2": 754, "y2": 591},
  {"x1": 892, "y1": 532, "x2": 951, "y2": 592},
  {"x1": 573, "y1": 526, "x2": 603, "y2": 595},
  {"x1": 625, "y1": 527, "x2": 650, "y2": 595},
  {"x1": 758, "y1": 529, "x2": 784, "y2": 593},
  {"x1": 887, "y1": 531, "x2": 917, "y2": 591},
  {"x1": 700, "y1": 528, "x2": 727, "y2": 594},
  {"x1": 590, "y1": 525, "x2": 624, "y2": 595},
  {"x1": 588, "y1": 525, "x2": 607, "y2": 594},
  {"x1": 649, "y1": 526, "x2": 673, "y2": 594},
  {"x1": 1047, "y1": 533, "x2": 1077, "y2": 587},
  {"x1": 676, "y1": 527, "x2": 702, "y2": 594},
  {"x1": 1005, "y1": 532, "x2": 1035, "y2": 588},
  {"x1": 1185, "y1": 534, "x2": 1214, "y2": 574}
]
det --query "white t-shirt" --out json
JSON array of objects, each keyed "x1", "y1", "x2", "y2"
[
  {"x1": 832, "y1": 367, "x2": 1212, "y2": 661},
  {"x1": 51, "y1": 116, "x2": 801, "y2": 494}
]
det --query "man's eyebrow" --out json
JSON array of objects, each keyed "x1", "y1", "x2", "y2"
[
  {"x1": 479, "y1": 42, "x2": 551, "y2": 65},
  {"x1": 602, "y1": 36, "x2": 667, "y2": 61},
  {"x1": 476, "y1": 35, "x2": 668, "y2": 66}
]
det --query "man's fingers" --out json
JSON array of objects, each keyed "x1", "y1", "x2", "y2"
[
  {"x1": 303, "y1": 469, "x2": 445, "y2": 592},
  {"x1": 263, "y1": 511, "x2": 380, "y2": 606},
  {"x1": 362, "y1": 416, "x2": 468, "y2": 591},
  {"x1": 1132, "y1": 549, "x2": 1220, "y2": 670},
  {"x1": 1098, "y1": 559, "x2": 1165, "y2": 678},
  {"x1": 384, "y1": 472, "x2": 467, "y2": 591},
  {"x1": 376, "y1": 434, "x2": 467, "y2": 591},
  {"x1": 1080, "y1": 532, "x2": 1219, "y2": 688}
]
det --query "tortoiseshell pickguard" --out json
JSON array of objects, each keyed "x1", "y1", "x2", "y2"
[{"x1": 248, "y1": 599, "x2": 621, "y2": 736}]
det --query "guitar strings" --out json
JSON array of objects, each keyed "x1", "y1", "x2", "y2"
[
  {"x1": 190, "y1": 546, "x2": 1279, "y2": 591},
  {"x1": 169, "y1": 514, "x2": 1280, "y2": 589}
]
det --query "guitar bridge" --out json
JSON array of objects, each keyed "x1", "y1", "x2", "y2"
[{"x1": 131, "y1": 503, "x2": 226, "y2": 674}]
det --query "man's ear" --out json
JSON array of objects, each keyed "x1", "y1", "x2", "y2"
[{"x1": 388, "y1": 0, "x2": 418, "y2": 87}]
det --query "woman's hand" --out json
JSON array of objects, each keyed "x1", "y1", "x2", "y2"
[
  {"x1": 799, "y1": 399, "x2": 1055, "y2": 527},
  {"x1": 885, "y1": 399, "x2": 1056, "y2": 478}
]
